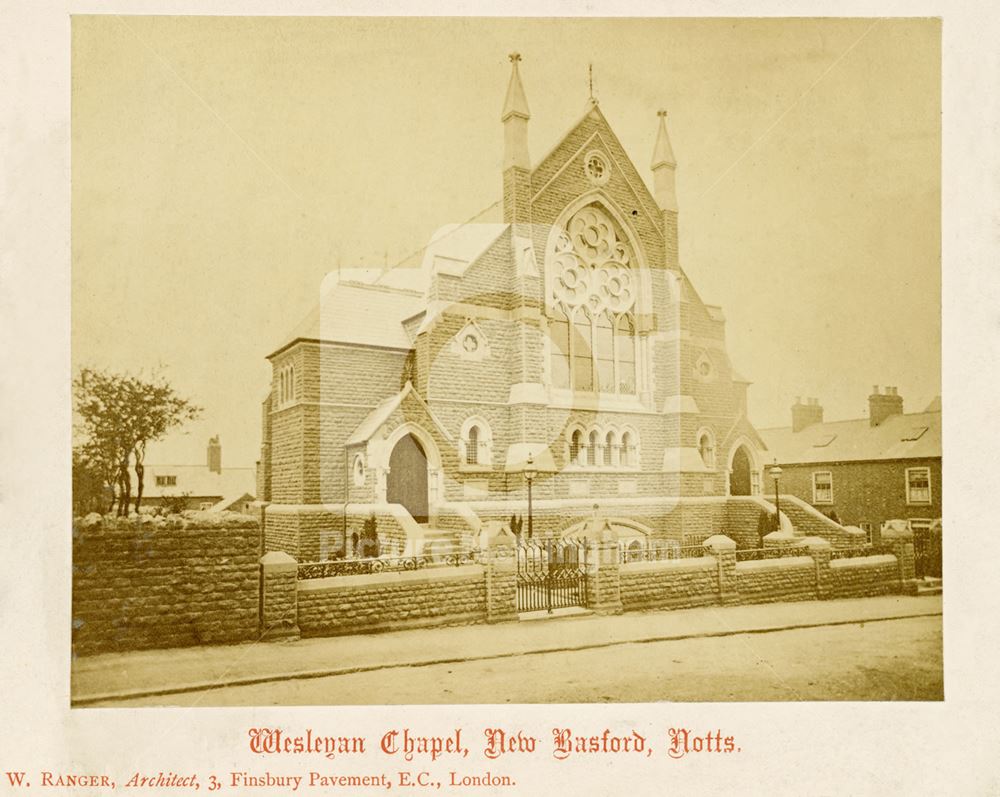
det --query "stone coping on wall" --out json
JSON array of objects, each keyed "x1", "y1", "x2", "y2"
[
  {"x1": 830, "y1": 554, "x2": 897, "y2": 568},
  {"x1": 735, "y1": 556, "x2": 813, "y2": 571},
  {"x1": 73, "y1": 512, "x2": 260, "y2": 530},
  {"x1": 297, "y1": 564, "x2": 484, "y2": 591},
  {"x1": 620, "y1": 556, "x2": 717, "y2": 574}
]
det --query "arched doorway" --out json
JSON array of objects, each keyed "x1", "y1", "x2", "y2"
[
  {"x1": 387, "y1": 433, "x2": 429, "y2": 523},
  {"x1": 730, "y1": 446, "x2": 752, "y2": 496}
]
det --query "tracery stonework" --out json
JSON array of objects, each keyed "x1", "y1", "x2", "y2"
[
  {"x1": 550, "y1": 205, "x2": 638, "y2": 394},
  {"x1": 553, "y1": 206, "x2": 635, "y2": 314}
]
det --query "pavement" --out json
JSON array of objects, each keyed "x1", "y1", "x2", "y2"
[{"x1": 70, "y1": 594, "x2": 942, "y2": 706}]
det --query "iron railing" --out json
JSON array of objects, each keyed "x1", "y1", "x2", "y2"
[
  {"x1": 298, "y1": 550, "x2": 481, "y2": 580},
  {"x1": 735, "y1": 545, "x2": 811, "y2": 562},
  {"x1": 829, "y1": 543, "x2": 896, "y2": 561},
  {"x1": 619, "y1": 544, "x2": 708, "y2": 564}
]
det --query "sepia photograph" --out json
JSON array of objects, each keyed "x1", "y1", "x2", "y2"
[{"x1": 65, "y1": 16, "x2": 945, "y2": 709}]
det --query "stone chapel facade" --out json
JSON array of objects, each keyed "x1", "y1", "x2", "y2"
[{"x1": 257, "y1": 56, "x2": 778, "y2": 561}]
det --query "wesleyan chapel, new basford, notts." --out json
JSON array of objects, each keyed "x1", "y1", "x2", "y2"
[{"x1": 255, "y1": 55, "x2": 856, "y2": 561}]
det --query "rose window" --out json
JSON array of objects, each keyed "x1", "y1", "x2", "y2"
[{"x1": 549, "y1": 204, "x2": 639, "y2": 395}]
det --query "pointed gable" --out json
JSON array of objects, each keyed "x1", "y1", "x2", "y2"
[{"x1": 529, "y1": 104, "x2": 664, "y2": 264}]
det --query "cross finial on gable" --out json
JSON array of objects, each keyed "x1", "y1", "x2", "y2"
[
  {"x1": 509, "y1": 52, "x2": 521, "y2": 63},
  {"x1": 658, "y1": 109, "x2": 668, "y2": 118}
]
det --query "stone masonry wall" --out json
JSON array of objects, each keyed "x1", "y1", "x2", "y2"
[
  {"x1": 619, "y1": 557, "x2": 718, "y2": 611},
  {"x1": 72, "y1": 514, "x2": 260, "y2": 655},
  {"x1": 735, "y1": 557, "x2": 817, "y2": 605},
  {"x1": 297, "y1": 565, "x2": 487, "y2": 637},
  {"x1": 829, "y1": 556, "x2": 899, "y2": 599}
]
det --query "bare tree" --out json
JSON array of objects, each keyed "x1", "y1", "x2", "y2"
[{"x1": 73, "y1": 368, "x2": 201, "y2": 515}]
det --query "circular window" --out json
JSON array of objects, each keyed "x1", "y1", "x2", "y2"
[
  {"x1": 352, "y1": 454, "x2": 366, "y2": 486},
  {"x1": 699, "y1": 361, "x2": 711, "y2": 377},
  {"x1": 463, "y1": 334, "x2": 479, "y2": 353},
  {"x1": 583, "y1": 150, "x2": 610, "y2": 186}
]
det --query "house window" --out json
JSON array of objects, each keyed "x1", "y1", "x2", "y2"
[
  {"x1": 906, "y1": 467, "x2": 932, "y2": 505},
  {"x1": 812, "y1": 471, "x2": 833, "y2": 504},
  {"x1": 155, "y1": 475, "x2": 177, "y2": 487},
  {"x1": 750, "y1": 470, "x2": 761, "y2": 496},
  {"x1": 859, "y1": 521, "x2": 874, "y2": 544}
]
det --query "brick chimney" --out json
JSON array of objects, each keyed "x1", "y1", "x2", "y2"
[
  {"x1": 207, "y1": 435, "x2": 222, "y2": 474},
  {"x1": 868, "y1": 385, "x2": 903, "y2": 427},
  {"x1": 791, "y1": 397, "x2": 824, "y2": 433}
]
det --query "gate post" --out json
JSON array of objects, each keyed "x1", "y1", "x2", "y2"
[
  {"x1": 486, "y1": 531, "x2": 518, "y2": 623},
  {"x1": 881, "y1": 522, "x2": 917, "y2": 592},
  {"x1": 260, "y1": 551, "x2": 300, "y2": 640},
  {"x1": 586, "y1": 522, "x2": 623, "y2": 615},
  {"x1": 703, "y1": 534, "x2": 738, "y2": 606}
]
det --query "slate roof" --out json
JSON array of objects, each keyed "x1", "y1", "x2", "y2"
[
  {"x1": 759, "y1": 404, "x2": 941, "y2": 466},
  {"x1": 272, "y1": 281, "x2": 424, "y2": 355},
  {"x1": 271, "y1": 224, "x2": 509, "y2": 356}
]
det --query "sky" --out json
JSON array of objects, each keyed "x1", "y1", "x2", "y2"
[{"x1": 71, "y1": 16, "x2": 941, "y2": 468}]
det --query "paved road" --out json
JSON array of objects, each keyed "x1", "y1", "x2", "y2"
[{"x1": 100, "y1": 615, "x2": 942, "y2": 705}]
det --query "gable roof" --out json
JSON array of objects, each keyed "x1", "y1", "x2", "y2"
[
  {"x1": 759, "y1": 409, "x2": 941, "y2": 465},
  {"x1": 270, "y1": 281, "x2": 424, "y2": 357},
  {"x1": 530, "y1": 102, "x2": 663, "y2": 235},
  {"x1": 346, "y1": 382, "x2": 454, "y2": 446}
]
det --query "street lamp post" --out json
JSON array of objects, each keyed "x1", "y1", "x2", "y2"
[
  {"x1": 769, "y1": 462, "x2": 783, "y2": 534},
  {"x1": 524, "y1": 453, "x2": 537, "y2": 540}
]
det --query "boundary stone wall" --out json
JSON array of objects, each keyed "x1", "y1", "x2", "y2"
[{"x1": 72, "y1": 514, "x2": 261, "y2": 655}]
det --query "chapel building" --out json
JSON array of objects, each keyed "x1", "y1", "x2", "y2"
[{"x1": 256, "y1": 56, "x2": 816, "y2": 560}]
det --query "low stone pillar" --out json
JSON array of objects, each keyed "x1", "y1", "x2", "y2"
[
  {"x1": 260, "y1": 551, "x2": 300, "y2": 641},
  {"x1": 881, "y1": 522, "x2": 917, "y2": 588},
  {"x1": 485, "y1": 527, "x2": 518, "y2": 623},
  {"x1": 801, "y1": 536, "x2": 833, "y2": 599},
  {"x1": 703, "y1": 534, "x2": 738, "y2": 605},
  {"x1": 586, "y1": 523, "x2": 623, "y2": 615},
  {"x1": 763, "y1": 530, "x2": 800, "y2": 551}
]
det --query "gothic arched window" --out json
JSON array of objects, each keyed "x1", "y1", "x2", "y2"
[
  {"x1": 466, "y1": 425, "x2": 479, "y2": 465},
  {"x1": 549, "y1": 205, "x2": 638, "y2": 395}
]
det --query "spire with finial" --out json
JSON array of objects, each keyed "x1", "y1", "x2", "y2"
[
  {"x1": 651, "y1": 109, "x2": 680, "y2": 265},
  {"x1": 501, "y1": 52, "x2": 531, "y2": 175},
  {"x1": 651, "y1": 109, "x2": 678, "y2": 213},
  {"x1": 651, "y1": 109, "x2": 676, "y2": 169},
  {"x1": 501, "y1": 52, "x2": 530, "y2": 122}
]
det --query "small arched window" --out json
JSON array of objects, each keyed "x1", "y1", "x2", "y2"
[
  {"x1": 621, "y1": 431, "x2": 635, "y2": 468},
  {"x1": 698, "y1": 432, "x2": 716, "y2": 469},
  {"x1": 466, "y1": 425, "x2": 479, "y2": 465},
  {"x1": 570, "y1": 430, "x2": 583, "y2": 466},
  {"x1": 587, "y1": 431, "x2": 599, "y2": 466},
  {"x1": 604, "y1": 432, "x2": 615, "y2": 466}
]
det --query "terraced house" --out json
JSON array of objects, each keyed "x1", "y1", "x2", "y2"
[{"x1": 256, "y1": 56, "x2": 859, "y2": 562}]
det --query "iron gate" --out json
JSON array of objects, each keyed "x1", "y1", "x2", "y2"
[
  {"x1": 912, "y1": 524, "x2": 942, "y2": 578},
  {"x1": 516, "y1": 539, "x2": 589, "y2": 613}
]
